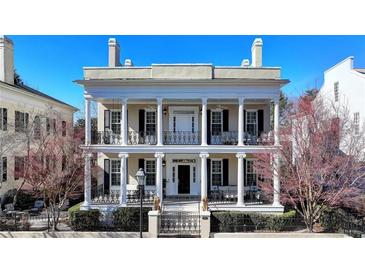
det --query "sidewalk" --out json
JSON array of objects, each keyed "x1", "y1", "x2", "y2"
[{"x1": 0, "y1": 231, "x2": 151, "y2": 238}]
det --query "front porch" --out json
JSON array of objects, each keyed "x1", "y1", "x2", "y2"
[{"x1": 83, "y1": 152, "x2": 283, "y2": 213}]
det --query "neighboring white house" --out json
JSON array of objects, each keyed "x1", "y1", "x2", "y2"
[
  {"x1": 0, "y1": 36, "x2": 78, "y2": 201},
  {"x1": 317, "y1": 56, "x2": 365, "y2": 155},
  {"x1": 76, "y1": 37, "x2": 289, "y2": 215}
]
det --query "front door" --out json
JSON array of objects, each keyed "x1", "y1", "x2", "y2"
[{"x1": 178, "y1": 165, "x2": 190, "y2": 194}]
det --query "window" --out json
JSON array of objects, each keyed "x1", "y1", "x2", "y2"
[
  {"x1": 111, "y1": 160, "x2": 121, "y2": 186},
  {"x1": 62, "y1": 155, "x2": 67, "y2": 171},
  {"x1": 145, "y1": 110, "x2": 156, "y2": 134},
  {"x1": 211, "y1": 111, "x2": 222, "y2": 135},
  {"x1": 245, "y1": 160, "x2": 257, "y2": 187},
  {"x1": 34, "y1": 116, "x2": 41, "y2": 140},
  {"x1": 246, "y1": 111, "x2": 257, "y2": 137},
  {"x1": 46, "y1": 118, "x2": 51, "y2": 134},
  {"x1": 211, "y1": 160, "x2": 222, "y2": 186},
  {"x1": 1, "y1": 157, "x2": 7, "y2": 182},
  {"x1": 173, "y1": 116, "x2": 176, "y2": 132},
  {"x1": 53, "y1": 119, "x2": 56, "y2": 134},
  {"x1": 172, "y1": 166, "x2": 176, "y2": 183},
  {"x1": 354, "y1": 112, "x2": 360, "y2": 135},
  {"x1": 0, "y1": 108, "x2": 7, "y2": 131},
  {"x1": 45, "y1": 156, "x2": 56, "y2": 171},
  {"x1": 15, "y1": 111, "x2": 28, "y2": 132},
  {"x1": 145, "y1": 159, "x2": 156, "y2": 186},
  {"x1": 111, "y1": 111, "x2": 121, "y2": 134},
  {"x1": 62, "y1": 121, "x2": 66, "y2": 136},
  {"x1": 14, "y1": 156, "x2": 25, "y2": 180},
  {"x1": 334, "y1": 82, "x2": 339, "y2": 102}
]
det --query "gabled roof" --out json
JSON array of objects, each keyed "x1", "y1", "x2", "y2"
[{"x1": 0, "y1": 80, "x2": 78, "y2": 111}]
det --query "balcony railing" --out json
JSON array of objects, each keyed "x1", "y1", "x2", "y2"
[
  {"x1": 91, "y1": 130, "x2": 274, "y2": 146},
  {"x1": 93, "y1": 131, "x2": 122, "y2": 144},
  {"x1": 128, "y1": 131, "x2": 157, "y2": 145},
  {"x1": 163, "y1": 131, "x2": 200, "y2": 145},
  {"x1": 91, "y1": 188, "x2": 156, "y2": 205},
  {"x1": 211, "y1": 131, "x2": 239, "y2": 145},
  {"x1": 208, "y1": 186, "x2": 266, "y2": 204}
]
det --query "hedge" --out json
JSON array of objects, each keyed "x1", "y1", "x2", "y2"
[
  {"x1": 113, "y1": 207, "x2": 150, "y2": 232},
  {"x1": 68, "y1": 203, "x2": 101, "y2": 231},
  {"x1": 211, "y1": 210, "x2": 299, "y2": 232}
]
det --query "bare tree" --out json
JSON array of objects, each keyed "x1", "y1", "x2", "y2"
[{"x1": 256, "y1": 95, "x2": 365, "y2": 232}]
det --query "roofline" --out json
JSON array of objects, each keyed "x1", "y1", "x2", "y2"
[
  {"x1": 74, "y1": 78, "x2": 290, "y2": 87},
  {"x1": 0, "y1": 81, "x2": 78, "y2": 112},
  {"x1": 324, "y1": 56, "x2": 354, "y2": 73},
  {"x1": 82, "y1": 65, "x2": 282, "y2": 70}
]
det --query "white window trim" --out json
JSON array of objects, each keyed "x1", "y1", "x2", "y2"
[
  {"x1": 144, "y1": 158, "x2": 156, "y2": 186},
  {"x1": 211, "y1": 109, "x2": 223, "y2": 134},
  {"x1": 110, "y1": 158, "x2": 121, "y2": 187},
  {"x1": 245, "y1": 159, "x2": 257, "y2": 188},
  {"x1": 245, "y1": 110, "x2": 258, "y2": 137},
  {"x1": 210, "y1": 158, "x2": 223, "y2": 188},
  {"x1": 334, "y1": 81, "x2": 339, "y2": 102},
  {"x1": 144, "y1": 109, "x2": 156, "y2": 134},
  {"x1": 168, "y1": 106, "x2": 199, "y2": 132},
  {"x1": 110, "y1": 110, "x2": 121, "y2": 134}
]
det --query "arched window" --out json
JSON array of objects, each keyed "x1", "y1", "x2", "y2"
[{"x1": 34, "y1": 116, "x2": 41, "y2": 140}]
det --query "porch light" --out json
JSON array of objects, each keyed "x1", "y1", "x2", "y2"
[
  {"x1": 135, "y1": 168, "x2": 146, "y2": 185},
  {"x1": 163, "y1": 108, "x2": 168, "y2": 115},
  {"x1": 162, "y1": 159, "x2": 166, "y2": 167}
]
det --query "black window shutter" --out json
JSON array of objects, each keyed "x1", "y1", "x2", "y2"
[
  {"x1": 243, "y1": 110, "x2": 246, "y2": 132},
  {"x1": 104, "y1": 110, "x2": 110, "y2": 130},
  {"x1": 207, "y1": 159, "x2": 211, "y2": 194},
  {"x1": 243, "y1": 159, "x2": 247, "y2": 187},
  {"x1": 104, "y1": 159, "x2": 110, "y2": 195},
  {"x1": 223, "y1": 109, "x2": 229, "y2": 132},
  {"x1": 223, "y1": 159, "x2": 229, "y2": 186},
  {"x1": 2, "y1": 157, "x2": 7, "y2": 182},
  {"x1": 3, "y1": 108, "x2": 7, "y2": 131},
  {"x1": 138, "y1": 159, "x2": 144, "y2": 170},
  {"x1": 139, "y1": 109, "x2": 145, "y2": 133},
  {"x1": 258, "y1": 109, "x2": 264, "y2": 137},
  {"x1": 207, "y1": 110, "x2": 211, "y2": 144}
]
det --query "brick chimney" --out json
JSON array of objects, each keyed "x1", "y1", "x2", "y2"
[
  {"x1": 0, "y1": 35, "x2": 14, "y2": 84},
  {"x1": 251, "y1": 38, "x2": 263, "y2": 67},
  {"x1": 108, "y1": 38, "x2": 120, "y2": 67}
]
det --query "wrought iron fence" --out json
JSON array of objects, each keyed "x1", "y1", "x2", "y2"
[
  {"x1": 208, "y1": 187, "x2": 267, "y2": 204},
  {"x1": 128, "y1": 131, "x2": 157, "y2": 145},
  {"x1": 160, "y1": 211, "x2": 201, "y2": 237},
  {"x1": 163, "y1": 131, "x2": 200, "y2": 145}
]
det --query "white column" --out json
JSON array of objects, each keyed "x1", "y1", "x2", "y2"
[
  {"x1": 236, "y1": 153, "x2": 246, "y2": 206},
  {"x1": 82, "y1": 152, "x2": 92, "y2": 209},
  {"x1": 119, "y1": 153, "x2": 129, "y2": 206},
  {"x1": 84, "y1": 94, "x2": 91, "y2": 145},
  {"x1": 274, "y1": 98, "x2": 280, "y2": 146},
  {"x1": 273, "y1": 152, "x2": 281, "y2": 206},
  {"x1": 157, "y1": 97, "x2": 163, "y2": 146},
  {"x1": 238, "y1": 97, "x2": 244, "y2": 146},
  {"x1": 155, "y1": 152, "x2": 164, "y2": 202},
  {"x1": 121, "y1": 98, "x2": 128, "y2": 145},
  {"x1": 201, "y1": 98, "x2": 208, "y2": 146},
  {"x1": 199, "y1": 152, "x2": 209, "y2": 199}
]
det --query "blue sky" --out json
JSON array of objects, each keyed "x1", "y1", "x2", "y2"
[{"x1": 8, "y1": 35, "x2": 365, "y2": 113}]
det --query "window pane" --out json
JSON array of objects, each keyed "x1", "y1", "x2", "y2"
[{"x1": 111, "y1": 174, "x2": 120, "y2": 185}]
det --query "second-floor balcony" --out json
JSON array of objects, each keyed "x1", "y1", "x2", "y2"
[{"x1": 92, "y1": 130, "x2": 274, "y2": 146}]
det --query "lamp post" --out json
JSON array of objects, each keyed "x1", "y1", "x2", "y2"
[{"x1": 135, "y1": 168, "x2": 145, "y2": 238}]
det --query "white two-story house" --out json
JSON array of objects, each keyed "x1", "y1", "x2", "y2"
[
  {"x1": 76, "y1": 37, "x2": 289, "y2": 213},
  {"x1": 318, "y1": 57, "x2": 365, "y2": 152}
]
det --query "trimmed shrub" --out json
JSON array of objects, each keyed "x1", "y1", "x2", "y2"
[
  {"x1": 113, "y1": 207, "x2": 150, "y2": 232},
  {"x1": 1, "y1": 189, "x2": 36, "y2": 210},
  {"x1": 68, "y1": 203, "x2": 101, "y2": 231},
  {"x1": 211, "y1": 210, "x2": 298, "y2": 232}
]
